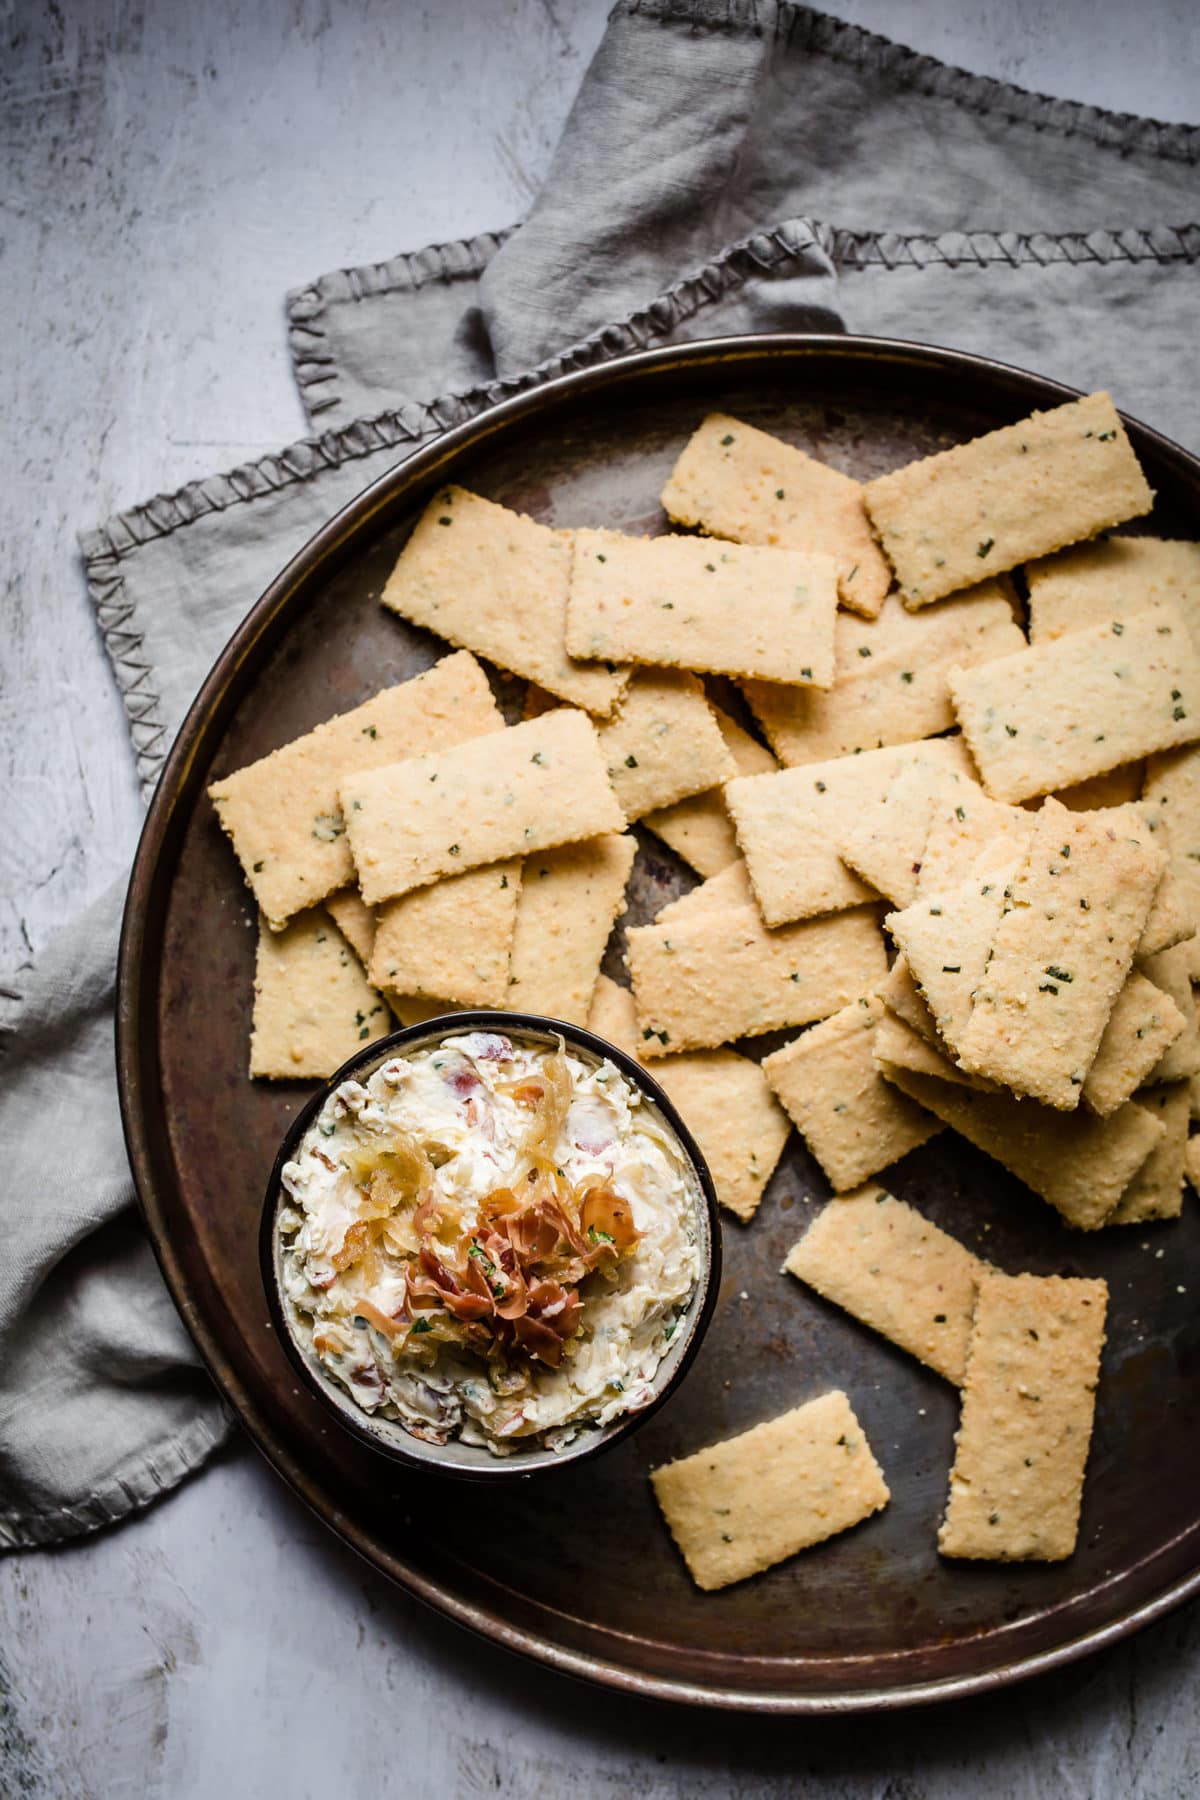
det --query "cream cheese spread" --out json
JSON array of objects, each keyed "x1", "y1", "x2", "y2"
[{"x1": 278, "y1": 1029, "x2": 702, "y2": 1454}]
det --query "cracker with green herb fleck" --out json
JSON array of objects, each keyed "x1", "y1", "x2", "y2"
[
  {"x1": 1028, "y1": 536, "x2": 1200, "y2": 645},
  {"x1": 837, "y1": 752, "x2": 984, "y2": 908},
  {"x1": 727, "y1": 738, "x2": 974, "y2": 927},
  {"x1": 342, "y1": 707, "x2": 625, "y2": 904},
  {"x1": 864, "y1": 391, "x2": 1153, "y2": 610},
  {"x1": 1081, "y1": 971, "x2": 1187, "y2": 1117},
  {"x1": 643, "y1": 707, "x2": 777, "y2": 877},
  {"x1": 939, "y1": 1271, "x2": 1107, "y2": 1562},
  {"x1": 650, "y1": 1391, "x2": 890, "y2": 1591},
  {"x1": 324, "y1": 890, "x2": 376, "y2": 968},
  {"x1": 784, "y1": 1188, "x2": 990, "y2": 1384},
  {"x1": 380, "y1": 486, "x2": 628, "y2": 716},
  {"x1": 1143, "y1": 745, "x2": 1200, "y2": 932},
  {"x1": 209, "y1": 650, "x2": 503, "y2": 930},
  {"x1": 368, "y1": 860, "x2": 522, "y2": 1006},
  {"x1": 762, "y1": 995, "x2": 941, "y2": 1191},
  {"x1": 660, "y1": 412, "x2": 892, "y2": 618},
  {"x1": 956, "y1": 799, "x2": 1164, "y2": 1109},
  {"x1": 948, "y1": 605, "x2": 1200, "y2": 804},
  {"x1": 917, "y1": 790, "x2": 1034, "y2": 893},
  {"x1": 627, "y1": 900, "x2": 887, "y2": 1056},
  {"x1": 886, "y1": 860, "x2": 1020, "y2": 1058},
  {"x1": 249, "y1": 911, "x2": 392, "y2": 1079},
  {"x1": 507, "y1": 834, "x2": 636, "y2": 1025},
  {"x1": 1140, "y1": 940, "x2": 1200, "y2": 1082},
  {"x1": 1107, "y1": 1082, "x2": 1190, "y2": 1225},
  {"x1": 586, "y1": 978, "x2": 791, "y2": 1220},
  {"x1": 566, "y1": 528, "x2": 838, "y2": 687},
  {"x1": 878, "y1": 1055, "x2": 1163, "y2": 1230},
  {"x1": 596, "y1": 670, "x2": 736, "y2": 821},
  {"x1": 744, "y1": 586, "x2": 1022, "y2": 767}
]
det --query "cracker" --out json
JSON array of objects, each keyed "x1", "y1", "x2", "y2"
[
  {"x1": 948, "y1": 605, "x2": 1200, "y2": 804},
  {"x1": 596, "y1": 671, "x2": 736, "y2": 821},
  {"x1": 324, "y1": 890, "x2": 376, "y2": 968},
  {"x1": 864, "y1": 391, "x2": 1153, "y2": 609},
  {"x1": 762, "y1": 996, "x2": 941, "y2": 1192},
  {"x1": 380, "y1": 486, "x2": 627, "y2": 716},
  {"x1": 1143, "y1": 745, "x2": 1200, "y2": 932},
  {"x1": 939, "y1": 1271, "x2": 1107, "y2": 1561},
  {"x1": 567, "y1": 528, "x2": 838, "y2": 687},
  {"x1": 1028, "y1": 536, "x2": 1200, "y2": 645},
  {"x1": 642, "y1": 707, "x2": 777, "y2": 878},
  {"x1": 1185, "y1": 1133, "x2": 1200, "y2": 1192},
  {"x1": 885, "y1": 862, "x2": 1019, "y2": 1057},
  {"x1": 506, "y1": 834, "x2": 636, "y2": 1025},
  {"x1": 1140, "y1": 940, "x2": 1200, "y2": 1082},
  {"x1": 1050, "y1": 763, "x2": 1147, "y2": 811},
  {"x1": 652, "y1": 860, "x2": 757, "y2": 926},
  {"x1": 368, "y1": 861, "x2": 521, "y2": 1006},
  {"x1": 879, "y1": 1057, "x2": 1164, "y2": 1230},
  {"x1": 209, "y1": 650, "x2": 502, "y2": 930},
  {"x1": 874, "y1": 1008, "x2": 984, "y2": 1089},
  {"x1": 956, "y1": 799, "x2": 1164, "y2": 1108},
  {"x1": 917, "y1": 791, "x2": 1034, "y2": 893},
  {"x1": 837, "y1": 753, "x2": 983, "y2": 908},
  {"x1": 1081, "y1": 970, "x2": 1187, "y2": 1117},
  {"x1": 744, "y1": 586, "x2": 1023, "y2": 767},
  {"x1": 784, "y1": 1188, "x2": 989, "y2": 1384},
  {"x1": 586, "y1": 979, "x2": 791, "y2": 1222},
  {"x1": 249, "y1": 911, "x2": 392, "y2": 1079},
  {"x1": 660, "y1": 412, "x2": 892, "y2": 617},
  {"x1": 1106, "y1": 1082, "x2": 1190, "y2": 1225},
  {"x1": 627, "y1": 901, "x2": 888, "y2": 1056},
  {"x1": 727, "y1": 738, "x2": 974, "y2": 927},
  {"x1": 880, "y1": 956, "x2": 941, "y2": 1044},
  {"x1": 342, "y1": 708, "x2": 625, "y2": 904},
  {"x1": 650, "y1": 1392, "x2": 889, "y2": 1590}
]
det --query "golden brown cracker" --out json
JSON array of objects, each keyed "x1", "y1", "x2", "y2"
[
  {"x1": 368, "y1": 861, "x2": 521, "y2": 1006},
  {"x1": 1028, "y1": 535, "x2": 1200, "y2": 645},
  {"x1": 597, "y1": 671, "x2": 736, "y2": 820},
  {"x1": 249, "y1": 911, "x2": 392, "y2": 1079},
  {"x1": 507, "y1": 834, "x2": 636, "y2": 1025},
  {"x1": 642, "y1": 707, "x2": 776, "y2": 878}
]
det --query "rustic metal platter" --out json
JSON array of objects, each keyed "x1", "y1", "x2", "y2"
[{"x1": 118, "y1": 336, "x2": 1200, "y2": 1712}]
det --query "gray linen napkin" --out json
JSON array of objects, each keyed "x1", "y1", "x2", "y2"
[{"x1": 4, "y1": 0, "x2": 1196, "y2": 1547}]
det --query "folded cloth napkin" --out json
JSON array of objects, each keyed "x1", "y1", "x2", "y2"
[{"x1": 3, "y1": 0, "x2": 1196, "y2": 1548}]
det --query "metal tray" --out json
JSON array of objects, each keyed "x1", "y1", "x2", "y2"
[{"x1": 118, "y1": 336, "x2": 1200, "y2": 1712}]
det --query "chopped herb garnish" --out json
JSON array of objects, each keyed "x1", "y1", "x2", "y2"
[
  {"x1": 720, "y1": 433, "x2": 734, "y2": 446},
  {"x1": 815, "y1": 779, "x2": 827, "y2": 793},
  {"x1": 1039, "y1": 982, "x2": 1059, "y2": 995},
  {"x1": 1174, "y1": 705, "x2": 1187, "y2": 721},
  {"x1": 312, "y1": 811, "x2": 345, "y2": 842},
  {"x1": 858, "y1": 645, "x2": 872, "y2": 658},
  {"x1": 596, "y1": 552, "x2": 607, "y2": 562},
  {"x1": 1045, "y1": 965, "x2": 1074, "y2": 983},
  {"x1": 358, "y1": 1025, "x2": 370, "y2": 1040},
  {"x1": 448, "y1": 843, "x2": 460, "y2": 855},
  {"x1": 587, "y1": 1225, "x2": 616, "y2": 1245},
  {"x1": 775, "y1": 488, "x2": 785, "y2": 500},
  {"x1": 955, "y1": 806, "x2": 965, "y2": 821},
  {"x1": 252, "y1": 860, "x2": 264, "y2": 872},
  {"x1": 976, "y1": 537, "x2": 994, "y2": 558},
  {"x1": 800, "y1": 666, "x2": 812, "y2": 680},
  {"x1": 437, "y1": 515, "x2": 452, "y2": 526},
  {"x1": 1112, "y1": 621, "x2": 1124, "y2": 635},
  {"x1": 362, "y1": 724, "x2": 378, "y2": 738},
  {"x1": 1080, "y1": 897, "x2": 1090, "y2": 910},
  {"x1": 705, "y1": 562, "x2": 716, "y2": 573},
  {"x1": 410, "y1": 1317, "x2": 434, "y2": 1334},
  {"x1": 625, "y1": 753, "x2": 639, "y2": 768},
  {"x1": 929, "y1": 904, "x2": 942, "y2": 916},
  {"x1": 530, "y1": 751, "x2": 544, "y2": 765},
  {"x1": 1005, "y1": 724, "x2": 1018, "y2": 737},
  {"x1": 942, "y1": 964, "x2": 961, "y2": 973},
  {"x1": 900, "y1": 671, "x2": 913, "y2": 683},
  {"x1": 933, "y1": 1313, "x2": 946, "y2": 1323}
]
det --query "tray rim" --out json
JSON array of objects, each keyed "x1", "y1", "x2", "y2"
[{"x1": 117, "y1": 331, "x2": 1200, "y2": 1713}]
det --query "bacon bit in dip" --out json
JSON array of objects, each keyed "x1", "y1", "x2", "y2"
[{"x1": 277, "y1": 1030, "x2": 702, "y2": 1454}]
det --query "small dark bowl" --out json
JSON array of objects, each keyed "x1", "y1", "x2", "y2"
[{"x1": 260, "y1": 1010, "x2": 722, "y2": 1477}]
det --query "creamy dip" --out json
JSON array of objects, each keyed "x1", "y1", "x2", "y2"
[{"x1": 278, "y1": 1029, "x2": 702, "y2": 1454}]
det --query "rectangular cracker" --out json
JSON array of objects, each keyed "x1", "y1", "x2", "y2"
[
  {"x1": 886, "y1": 861, "x2": 1019, "y2": 1058},
  {"x1": 1082, "y1": 970, "x2": 1187, "y2": 1117},
  {"x1": 342, "y1": 708, "x2": 625, "y2": 904},
  {"x1": 660, "y1": 412, "x2": 892, "y2": 617},
  {"x1": 506, "y1": 834, "x2": 635, "y2": 1025},
  {"x1": 948, "y1": 604, "x2": 1200, "y2": 803},
  {"x1": 762, "y1": 995, "x2": 941, "y2": 1192},
  {"x1": 567, "y1": 528, "x2": 838, "y2": 687},
  {"x1": 652, "y1": 859, "x2": 757, "y2": 927},
  {"x1": 380, "y1": 486, "x2": 627, "y2": 715},
  {"x1": 874, "y1": 1008, "x2": 984, "y2": 1088},
  {"x1": 1143, "y1": 745, "x2": 1200, "y2": 931},
  {"x1": 939, "y1": 1271, "x2": 1107, "y2": 1561},
  {"x1": 836, "y1": 753, "x2": 983, "y2": 909},
  {"x1": 209, "y1": 650, "x2": 502, "y2": 930},
  {"x1": 1107, "y1": 1081, "x2": 1190, "y2": 1224},
  {"x1": 956, "y1": 799, "x2": 1164, "y2": 1108},
  {"x1": 726, "y1": 738, "x2": 974, "y2": 927},
  {"x1": 650, "y1": 1392, "x2": 890, "y2": 1590},
  {"x1": 1028, "y1": 536, "x2": 1200, "y2": 645},
  {"x1": 784, "y1": 1188, "x2": 989, "y2": 1384},
  {"x1": 596, "y1": 671, "x2": 736, "y2": 820},
  {"x1": 1140, "y1": 940, "x2": 1200, "y2": 1081},
  {"x1": 864, "y1": 391, "x2": 1153, "y2": 609},
  {"x1": 249, "y1": 911, "x2": 392, "y2": 1079},
  {"x1": 324, "y1": 890, "x2": 376, "y2": 968},
  {"x1": 368, "y1": 860, "x2": 521, "y2": 1006},
  {"x1": 586, "y1": 978, "x2": 791, "y2": 1221},
  {"x1": 626, "y1": 900, "x2": 888, "y2": 1056},
  {"x1": 744, "y1": 586, "x2": 1023, "y2": 766},
  {"x1": 643, "y1": 707, "x2": 777, "y2": 878},
  {"x1": 879, "y1": 1059, "x2": 1164, "y2": 1230}
]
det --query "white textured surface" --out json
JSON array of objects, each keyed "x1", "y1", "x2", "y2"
[{"x1": 3, "y1": 1, "x2": 1199, "y2": 1792}]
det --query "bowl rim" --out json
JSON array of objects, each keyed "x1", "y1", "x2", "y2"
[{"x1": 259, "y1": 1008, "x2": 724, "y2": 1478}]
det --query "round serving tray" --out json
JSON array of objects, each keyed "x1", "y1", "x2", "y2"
[{"x1": 118, "y1": 335, "x2": 1200, "y2": 1712}]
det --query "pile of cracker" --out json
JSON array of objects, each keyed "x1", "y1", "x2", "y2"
[{"x1": 208, "y1": 389, "x2": 1200, "y2": 1588}]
